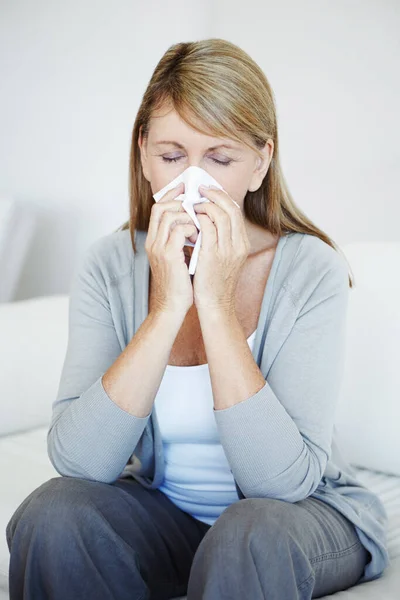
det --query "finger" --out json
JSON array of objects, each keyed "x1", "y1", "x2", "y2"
[
  {"x1": 158, "y1": 181, "x2": 185, "y2": 203},
  {"x1": 156, "y1": 211, "x2": 198, "y2": 250},
  {"x1": 199, "y1": 185, "x2": 241, "y2": 209},
  {"x1": 168, "y1": 223, "x2": 198, "y2": 257},
  {"x1": 195, "y1": 202, "x2": 231, "y2": 250},
  {"x1": 197, "y1": 186, "x2": 241, "y2": 245},
  {"x1": 197, "y1": 213, "x2": 218, "y2": 251},
  {"x1": 147, "y1": 183, "x2": 186, "y2": 246}
]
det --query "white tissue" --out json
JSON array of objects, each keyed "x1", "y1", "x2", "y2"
[{"x1": 152, "y1": 166, "x2": 225, "y2": 275}]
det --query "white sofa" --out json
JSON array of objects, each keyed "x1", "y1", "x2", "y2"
[{"x1": 1, "y1": 240, "x2": 400, "y2": 599}]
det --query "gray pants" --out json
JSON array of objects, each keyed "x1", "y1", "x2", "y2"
[{"x1": 6, "y1": 476, "x2": 370, "y2": 600}]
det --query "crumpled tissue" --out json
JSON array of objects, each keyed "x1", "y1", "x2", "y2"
[{"x1": 153, "y1": 165, "x2": 232, "y2": 275}]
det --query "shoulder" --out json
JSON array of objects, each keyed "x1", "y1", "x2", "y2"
[
  {"x1": 288, "y1": 232, "x2": 349, "y2": 275},
  {"x1": 281, "y1": 232, "x2": 350, "y2": 308},
  {"x1": 77, "y1": 229, "x2": 135, "y2": 285}
]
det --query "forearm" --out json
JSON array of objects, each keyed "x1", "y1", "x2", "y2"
[
  {"x1": 195, "y1": 255, "x2": 349, "y2": 502},
  {"x1": 48, "y1": 308, "x2": 185, "y2": 482},
  {"x1": 102, "y1": 308, "x2": 185, "y2": 418},
  {"x1": 197, "y1": 307, "x2": 324, "y2": 501},
  {"x1": 197, "y1": 307, "x2": 266, "y2": 410}
]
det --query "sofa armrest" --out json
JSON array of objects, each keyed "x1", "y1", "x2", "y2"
[{"x1": 0, "y1": 196, "x2": 36, "y2": 303}]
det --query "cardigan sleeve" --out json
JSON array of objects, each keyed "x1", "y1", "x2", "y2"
[
  {"x1": 213, "y1": 257, "x2": 350, "y2": 502},
  {"x1": 47, "y1": 243, "x2": 150, "y2": 483}
]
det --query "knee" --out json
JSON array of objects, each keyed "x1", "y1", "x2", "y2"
[
  {"x1": 6, "y1": 476, "x2": 107, "y2": 548},
  {"x1": 204, "y1": 497, "x2": 296, "y2": 551},
  {"x1": 219, "y1": 497, "x2": 294, "y2": 530}
]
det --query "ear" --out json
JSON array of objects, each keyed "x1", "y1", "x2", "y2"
[
  {"x1": 138, "y1": 126, "x2": 150, "y2": 182},
  {"x1": 248, "y1": 139, "x2": 274, "y2": 193}
]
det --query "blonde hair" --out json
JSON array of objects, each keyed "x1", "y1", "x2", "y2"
[{"x1": 116, "y1": 38, "x2": 354, "y2": 287}]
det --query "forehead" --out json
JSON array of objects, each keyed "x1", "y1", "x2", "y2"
[{"x1": 148, "y1": 104, "x2": 242, "y2": 150}]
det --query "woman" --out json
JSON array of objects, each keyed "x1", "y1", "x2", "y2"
[{"x1": 6, "y1": 38, "x2": 389, "y2": 600}]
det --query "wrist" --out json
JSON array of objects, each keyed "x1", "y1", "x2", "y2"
[
  {"x1": 149, "y1": 307, "x2": 187, "y2": 328},
  {"x1": 196, "y1": 302, "x2": 236, "y2": 320}
]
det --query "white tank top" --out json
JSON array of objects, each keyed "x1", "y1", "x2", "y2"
[{"x1": 154, "y1": 329, "x2": 257, "y2": 525}]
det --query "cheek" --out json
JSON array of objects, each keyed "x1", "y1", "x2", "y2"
[
  {"x1": 226, "y1": 186, "x2": 246, "y2": 205},
  {"x1": 151, "y1": 173, "x2": 173, "y2": 195},
  {"x1": 220, "y1": 173, "x2": 248, "y2": 204},
  {"x1": 147, "y1": 160, "x2": 176, "y2": 192}
]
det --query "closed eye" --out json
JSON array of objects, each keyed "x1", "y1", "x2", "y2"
[{"x1": 162, "y1": 156, "x2": 232, "y2": 167}]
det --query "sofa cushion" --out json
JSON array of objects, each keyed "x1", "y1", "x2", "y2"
[
  {"x1": 0, "y1": 294, "x2": 69, "y2": 436},
  {"x1": 334, "y1": 242, "x2": 400, "y2": 477}
]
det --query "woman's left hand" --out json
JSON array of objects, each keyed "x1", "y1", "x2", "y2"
[{"x1": 192, "y1": 184, "x2": 251, "y2": 313}]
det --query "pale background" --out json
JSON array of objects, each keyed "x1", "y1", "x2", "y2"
[{"x1": 0, "y1": 0, "x2": 399, "y2": 300}]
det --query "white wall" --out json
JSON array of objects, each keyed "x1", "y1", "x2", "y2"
[
  {"x1": 0, "y1": 0, "x2": 211, "y2": 299},
  {"x1": 0, "y1": 0, "x2": 399, "y2": 300},
  {"x1": 211, "y1": 0, "x2": 400, "y2": 243}
]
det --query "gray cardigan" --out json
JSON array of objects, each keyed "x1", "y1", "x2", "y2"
[{"x1": 48, "y1": 228, "x2": 390, "y2": 583}]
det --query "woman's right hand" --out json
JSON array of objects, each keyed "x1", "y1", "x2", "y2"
[{"x1": 145, "y1": 182, "x2": 198, "y2": 318}]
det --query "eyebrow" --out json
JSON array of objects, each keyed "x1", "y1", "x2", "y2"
[{"x1": 154, "y1": 140, "x2": 240, "y2": 151}]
